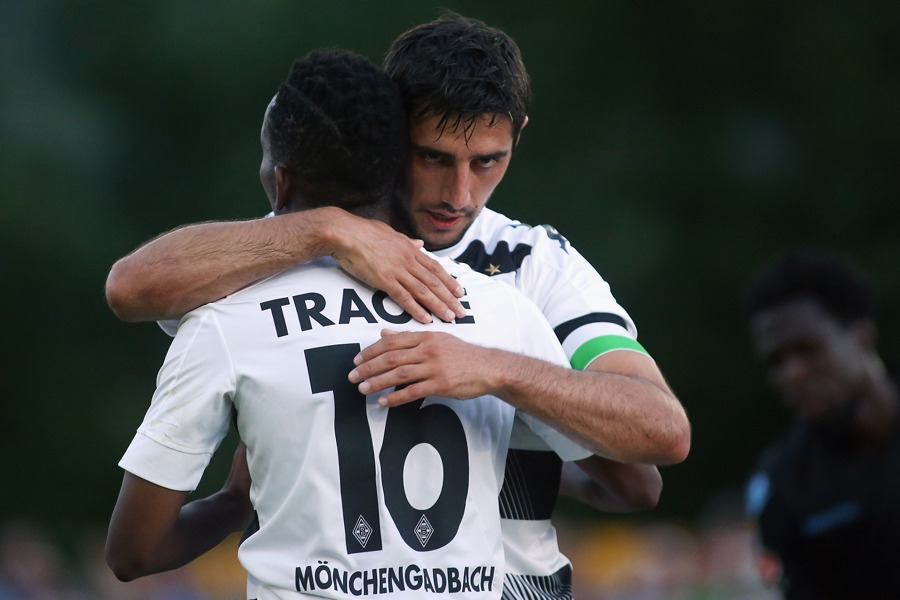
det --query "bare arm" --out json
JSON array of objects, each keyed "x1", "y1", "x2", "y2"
[
  {"x1": 106, "y1": 444, "x2": 253, "y2": 581},
  {"x1": 106, "y1": 206, "x2": 464, "y2": 324},
  {"x1": 350, "y1": 331, "x2": 690, "y2": 465},
  {"x1": 560, "y1": 456, "x2": 662, "y2": 512}
]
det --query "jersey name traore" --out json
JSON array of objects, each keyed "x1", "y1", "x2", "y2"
[{"x1": 121, "y1": 255, "x2": 574, "y2": 599}]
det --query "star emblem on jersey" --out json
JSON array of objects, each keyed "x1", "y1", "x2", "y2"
[
  {"x1": 414, "y1": 515, "x2": 434, "y2": 547},
  {"x1": 455, "y1": 240, "x2": 532, "y2": 277},
  {"x1": 353, "y1": 515, "x2": 373, "y2": 548}
]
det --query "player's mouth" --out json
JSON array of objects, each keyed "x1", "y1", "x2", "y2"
[{"x1": 424, "y1": 210, "x2": 465, "y2": 232}]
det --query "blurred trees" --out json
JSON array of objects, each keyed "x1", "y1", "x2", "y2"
[{"x1": 2, "y1": 0, "x2": 898, "y2": 546}]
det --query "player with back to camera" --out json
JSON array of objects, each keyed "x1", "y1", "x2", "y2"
[
  {"x1": 106, "y1": 48, "x2": 593, "y2": 599},
  {"x1": 105, "y1": 14, "x2": 690, "y2": 599}
]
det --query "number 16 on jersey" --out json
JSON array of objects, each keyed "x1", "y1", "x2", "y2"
[{"x1": 305, "y1": 344, "x2": 470, "y2": 554}]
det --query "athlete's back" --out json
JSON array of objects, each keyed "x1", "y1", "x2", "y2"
[{"x1": 120, "y1": 255, "x2": 575, "y2": 599}]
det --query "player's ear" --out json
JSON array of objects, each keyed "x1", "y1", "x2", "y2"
[
  {"x1": 274, "y1": 165, "x2": 293, "y2": 211},
  {"x1": 514, "y1": 115, "x2": 529, "y2": 147}
]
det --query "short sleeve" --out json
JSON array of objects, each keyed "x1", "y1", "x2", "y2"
[{"x1": 119, "y1": 308, "x2": 236, "y2": 491}]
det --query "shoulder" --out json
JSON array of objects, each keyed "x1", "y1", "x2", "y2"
[
  {"x1": 174, "y1": 259, "x2": 349, "y2": 337},
  {"x1": 466, "y1": 208, "x2": 571, "y2": 249},
  {"x1": 440, "y1": 255, "x2": 560, "y2": 341},
  {"x1": 444, "y1": 254, "x2": 535, "y2": 310},
  {"x1": 450, "y1": 208, "x2": 583, "y2": 279},
  {"x1": 216, "y1": 258, "x2": 343, "y2": 304}
]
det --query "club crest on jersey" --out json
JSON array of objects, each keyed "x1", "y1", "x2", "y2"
[
  {"x1": 353, "y1": 515, "x2": 374, "y2": 548},
  {"x1": 415, "y1": 515, "x2": 434, "y2": 547}
]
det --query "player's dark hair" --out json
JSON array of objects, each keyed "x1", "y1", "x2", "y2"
[
  {"x1": 744, "y1": 249, "x2": 876, "y2": 326},
  {"x1": 265, "y1": 48, "x2": 408, "y2": 209},
  {"x1": 383, "y1": 13, "x2": 530, "y2": 143}
]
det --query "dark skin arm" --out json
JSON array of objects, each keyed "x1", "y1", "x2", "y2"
[
  {"x1": 561, "y1": 456, "x2": 662, "y2": 513},
  {"x1": 106, "y1": 444, "x2": 253, "y2": 581}
]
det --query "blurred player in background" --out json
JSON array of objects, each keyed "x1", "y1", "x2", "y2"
[{"x1": 744, "y1": 249, "x2": 900, "y2": 599}]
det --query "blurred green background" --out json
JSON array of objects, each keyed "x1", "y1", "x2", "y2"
[{"x1": 2, "y1": 0, "x2": 899, "y2": 558}]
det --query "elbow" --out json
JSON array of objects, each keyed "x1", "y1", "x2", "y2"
[
  {"x1": 622, "y1": 466, "x2": 663, "y2": 511},
  {"x1": 108, "y1": 564, "x2": 140, "y2": 583},
  {"x1": 105, "y1": 544, "x2": 145, "y2": 582},
  {"x1": 654, "y1": 415, "x2": 692, "y2": 467},
  {"x1": 657, "y1": 436, "x2": 691, "y2": 467},
  {"x1": 623, "y1": 480, "x2": 662, "y2": 512},
  {"x1": 634, "y1": 475, "x2": 663, "y2": 510},
  {"x1": 626, "y1": 492, "x2": 659, "y2": 512},
  {"x1": 105, "y1": 258, "x2": 144, "y2": 322},
  {"x1": 670, "y1": 419, "x2": 692, "y2": 465},
  {"x1": 105, "y1": 530, "x2": 155, "y2": 582},
  {"x1": 637, "y1": 492, "x2": 660, "y2": 511}
]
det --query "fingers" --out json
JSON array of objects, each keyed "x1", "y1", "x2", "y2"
[
  {"x1": 384, "y1": 284, "x2": 435, "y2": 325},
  {"x1": 349, "y1": 331, "x2": 437, "y2": 398},
  {"x1": 361, "y1": 366, "x2": 428, "y2": 400},
  {"x1": 345, "y1": 252, "x2": 466, "y2": 325},
  {"x1": 349, "y1": 331, "x2": 420, "y2": 386},
  {"x1": 347, "y1": 331, "x2": 483, "y2": 406},
  {"x1": 349, "y1": 354, "x2": 427, "y2": 398},
  {"x1": 352, "y1": 329, "x2": 410, "y2": 366},
  {"x1": 376, "y1": 383, "x2": 432, "y2": 407},
  {"x1": 393, "y1": 254, "x2": 467, "y2": 324},
  {"x1": 415, "y1": 250, "x2": 466, "y2": 301},
  {"x1": 337, "y1": 223, "x2": 466, "y2": 324}
]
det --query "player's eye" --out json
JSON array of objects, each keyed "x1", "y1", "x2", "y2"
[{"x1": 420, "y1": 151, "x2": 444, "y2": 163}]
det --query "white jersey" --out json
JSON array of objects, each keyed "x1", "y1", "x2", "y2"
[
  {"x1": 435, "y1": 207, "x2": 642, "y2": 366},
  {"x1": 435, "y1": 208, "x2": 650, "y2": 600},
  {"x1": 124, "y1": 255, "x2": 585, "y2": 599}
]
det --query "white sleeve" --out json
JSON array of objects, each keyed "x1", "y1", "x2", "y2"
[
  {"x1": 508, "y1": 291, "x2": 593, "y2": 462},
  {"x1": 513, "y1": 412, "x2": 591, "y2": 462},
  {"x1": 509, "y1": 411, "x2": 592, "y2": 462},
  {"x1": 157, "y1": 318, "x2": 179, "y2": 337},
  {"x1": 119, "y1": 308, "x2": 235, "y2": 491},
  {"x1": 519, "y1": 228, "x2": 647, "y2": 370}
]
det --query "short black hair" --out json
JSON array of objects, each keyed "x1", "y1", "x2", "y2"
[
  {"x1": 383, "y1": 13, "x2": 530, "y2": 142},
  {"x1": 744, "y1": 249, "x2": 876, "y2": 326},
  {"x1": 264, "y1": 48, "x2": 408, "y2": 209}
]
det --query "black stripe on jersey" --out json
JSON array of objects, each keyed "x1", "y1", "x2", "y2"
[
  {"x1": 499, "y1": 449, "x2": 563, "y2": 520},
  {"x1": 502, "y1": 565, "x2": 573, "y2": 600},
  {"x1": 454, "y1": 240, "x2": 533, "y2": 277},
  {"x1": 554, "y1": 312, "x2": 628, "y2": 345}
]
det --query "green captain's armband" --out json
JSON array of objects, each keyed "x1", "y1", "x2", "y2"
[{"x1": 570, "y1": 335, "x2": 649, "y2": 371}]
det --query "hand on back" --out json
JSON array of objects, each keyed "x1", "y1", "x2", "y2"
[
  {"x1": 349, "y1": 329, "x2": 496, "y2": 406},
  {"x1": 331, "y1": 215, "x2": 466, "y2": 324}
]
